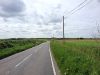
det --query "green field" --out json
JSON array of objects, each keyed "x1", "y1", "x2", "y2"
[
  {"x1": 0, "y1": 38, "x2": 44, "y2": 59},
  {"x1": 51, "y1": 40, "x2": 100, "y2": 75}
]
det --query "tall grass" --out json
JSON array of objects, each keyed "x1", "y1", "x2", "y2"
[
  {"x1": 0, "y1": 39, "x2": 44, "y2": 59},
  {"x1": 51, "y1": 40, "x2": 100, "y2": 75}
]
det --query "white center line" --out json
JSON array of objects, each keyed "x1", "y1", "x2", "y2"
[
  {"x1": 15, "y1": 54, "x2": 32, "y2": 68},
  {"x1": 49, "y1": 46, "x2": 57, "y2": 75}
]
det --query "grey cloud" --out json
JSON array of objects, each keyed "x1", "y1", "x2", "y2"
[
  {"x1": 30, "y1": 4, "x2": 62, "y2": 25},
  {"x1": 48, "y1": 5, "x2": 63, "y2": 24},
  {"x1": 98, "y1": 0, "x2": 100, "y2": 2},
  {"x1": 0, "y1": 0, "x2": 25, "y2": 18},
  {"x1": 30, "y1": 11, "x2": 45, "y2": 25},
  {"x1": 49, "y1": 16, "x2": 62, "y2": 23},
  {"x1": 53, "y1": 25, "x2": 61, "y2": 30},
  {"x1": 38, "y1": 13, "x2": 62, "y2": 25},
  {"x1": 40, "y1": 29, "x2": 52, "y2": 35}
]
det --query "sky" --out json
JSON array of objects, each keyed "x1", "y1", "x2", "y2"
[{"x1": 0, "y1": 0, "x2": 100, "y2": 38}]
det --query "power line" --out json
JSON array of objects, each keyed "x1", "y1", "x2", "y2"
[
  {"x1": 64, "y1": 0, "x2": 88, "y2": 16},
  {"x1": 62, "y1": 0, "x2": 93, "y2": 38},
  {"x1": 64, "y1": 0, "x2": 93, "y2": 18},
  {"x1": 66, "y1": 0, "x2": 93, "y2": 18}
]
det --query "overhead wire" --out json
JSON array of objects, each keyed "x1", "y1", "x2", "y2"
[{"x1": 64, "y1": 0, "x2": 93, "y2": 18}]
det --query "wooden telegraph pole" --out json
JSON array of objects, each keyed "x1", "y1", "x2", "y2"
[{"x1": 63, "y1": 16, "x2": 65, "y2": 43}]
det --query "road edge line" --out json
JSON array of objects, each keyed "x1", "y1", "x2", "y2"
[{"x1": 49, "y1": 45, "x2": 57, "y2": 75}]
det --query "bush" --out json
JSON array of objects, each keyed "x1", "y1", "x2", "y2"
[
  {"x1": 0, "y1": 41, "x2": 13, "y2": 49},
  {"x1": 0, "y1": 39, "x2": 45, "y2": 59}
]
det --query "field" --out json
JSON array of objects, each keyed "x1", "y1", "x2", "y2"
[
  {"x1": 51, "y1": 40, "x2": 100, "y2": 75},
  {"x1": 0, "y1": 38, "x2": 44, "y2": 59}
]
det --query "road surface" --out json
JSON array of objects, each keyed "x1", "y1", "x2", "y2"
[{"x1": 0, "y1": 42, "x2": 56, "y2": 75}]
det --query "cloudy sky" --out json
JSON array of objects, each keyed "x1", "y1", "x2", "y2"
[{"x1": 0, "y1": 0, "x2": 100, "y2": 38}]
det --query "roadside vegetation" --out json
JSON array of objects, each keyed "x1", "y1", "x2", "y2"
[
  {"x1": 51, "y1": 40, "x2": 100, "y2": 75},
  {"x1": 0, "y1": 38, "x2": 45, "y2": 59}
]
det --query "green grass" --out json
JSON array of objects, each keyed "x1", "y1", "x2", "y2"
[
  {"x1": 50, "y1": 40, "x2": 100, "y2": 75},
  {"x1": 0, "y1": 39, "x2": 45, "y2": 59}
]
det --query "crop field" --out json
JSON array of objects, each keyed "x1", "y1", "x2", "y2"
[
  {"x1": 0, "y1": 38, "x2": 44, "y2": 59},
  {"x1": 51, "y1": 40, "x2": 100, "y2": 75}
]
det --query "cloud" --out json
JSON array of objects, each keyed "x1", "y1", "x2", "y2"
[
  {"x1": 47, "y1": 5, "x2": 63, "y2": 24},
  {"x1": 98, "y1": 0, "x2": 100, "y2": 2},
  {"x1": 49, "y1": 16, "x2": 62, "y2": 24},
  {"x1": 0, "y1": 0, "x2": 100, "y2": 38},
  {"x1": 0, "y1": 0, "x2": 25, "y2": 18}
]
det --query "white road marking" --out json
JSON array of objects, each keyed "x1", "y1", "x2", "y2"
[
  {"x1": 49, "y1": 46, "x2": 56, "y2": 75},
  {"x1": 15, "y1": 43, "x2": 44, "y2": 68},
  {"x1": 15, "y1": 54, "x2": 32, "y2": 68}
]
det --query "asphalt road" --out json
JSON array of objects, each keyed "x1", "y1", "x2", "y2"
[{"x1": 0, "y1": 42, "x2": 55, "y2": 75}]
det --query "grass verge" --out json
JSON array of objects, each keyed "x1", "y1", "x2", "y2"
[{"x1": 50, "y1": 40, "x2": 100, "y2": 75}]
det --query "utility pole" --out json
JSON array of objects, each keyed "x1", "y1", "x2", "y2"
[
  {"x1": 62, "y1": 0, "x2": 91, "y2": 40},
  {"x1": 63, "y1": 16, "x2": 65, "y2": 39},
  {"x1": 62, "y1": 16, "x2": 65, "y2": 44}
]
